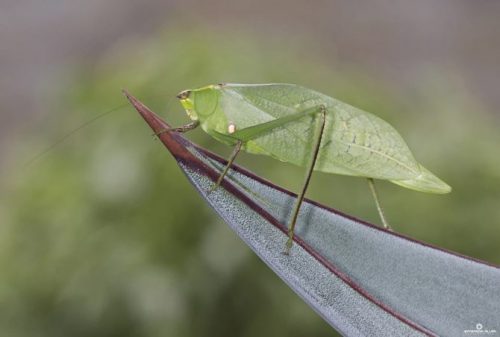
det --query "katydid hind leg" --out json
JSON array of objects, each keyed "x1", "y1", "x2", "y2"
[
  {"x1": 231, "y1": 105, "x2": 326, "y2": 142},
  {"x1": 285, "y1": 106, "x2": 327, "y2": 254},
  {"x1": 367, "y1": 178, "x2": 392, "y2": 230},
  {"x1": 209, "y1": 140, "x2": 243, "y2": 193}
]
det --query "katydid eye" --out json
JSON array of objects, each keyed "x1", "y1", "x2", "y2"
[
  {"x1": 176, "y1": 90, "x2": 191, "y2": 100},
  {"x1": 228, "y1": 123, "x2": 236, "y2": 134}
]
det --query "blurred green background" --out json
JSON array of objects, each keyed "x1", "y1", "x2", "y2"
[{"x1": 1, "y1": 1, "x2": 500, "y2": 336}]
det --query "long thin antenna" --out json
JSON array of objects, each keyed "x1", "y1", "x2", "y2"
[
  {"x1": 23, "y1": 103, "x2": 128, "y2": 168},
  {"x1": 23, "y1": 91, "x2": 176, "y2": 168}
]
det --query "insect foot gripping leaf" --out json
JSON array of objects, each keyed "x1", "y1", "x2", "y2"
[{"x1": 125, "y1": 91, "x2": 500, "y2": 337}]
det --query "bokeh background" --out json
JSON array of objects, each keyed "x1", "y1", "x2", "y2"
[{"x1": 1, "y1": 1, "x2": 499, "y2": 336}]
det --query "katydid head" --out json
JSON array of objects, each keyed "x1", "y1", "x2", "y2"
[{"x1": 177, "y1": 85, "x2": 219, "y2": 123}]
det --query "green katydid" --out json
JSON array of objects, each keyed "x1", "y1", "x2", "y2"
[{"x1": 161, "y1": 83, "x2": 451, "y2": 253}]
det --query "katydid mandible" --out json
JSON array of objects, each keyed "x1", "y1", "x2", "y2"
[{"x1": 161, "y1": 83, "x2": 451, "y2": 253}]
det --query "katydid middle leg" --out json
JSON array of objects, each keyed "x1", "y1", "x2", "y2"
[{"x1": 209, "y1": 140, "x2": 243, "y2": 192}]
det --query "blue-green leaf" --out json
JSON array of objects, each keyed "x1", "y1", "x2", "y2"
[{"x1": 126, "y1": 91, "x2": 500, "y2": 337}]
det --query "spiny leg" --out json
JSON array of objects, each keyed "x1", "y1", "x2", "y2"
[
  {"x1": 285, "y1": 106, "x2": 327, "y2": 254},
  {"x1": 367, "y1": 178, "x2": 392, "y2": 230},
  {"x1": 154, "y1": 120, "x2": 199, "y2": 136},
  {"x1": 209, "y1": 140, "x2": 243, "y2": 193}
]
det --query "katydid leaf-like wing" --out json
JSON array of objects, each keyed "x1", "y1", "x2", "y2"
[
  {"x1": 126, "y1": 91, "x2": 500, "y2": 337},
  {"x1": 221, "y1": 83, "x2": 421, "y2": 180}
]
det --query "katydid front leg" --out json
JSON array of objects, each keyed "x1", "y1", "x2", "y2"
[
  {"x1": 284, "y1": 106, "x2": 327, "y2": 254},
  {"x1": 155, "y1": 120, "x2": 199, "y2": 136}
]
